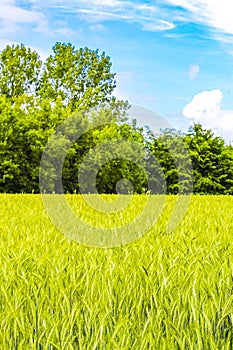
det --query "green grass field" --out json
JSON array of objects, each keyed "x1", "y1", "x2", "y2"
[{"x1": 1, "y1": 194, "x2": 233, "y2": 349}]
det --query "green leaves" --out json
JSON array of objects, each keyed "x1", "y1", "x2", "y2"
[
  {"x1": 39, "y1": 42, "x2": 116, "y2": 111},
  {"x1": 150, "y1": 129, "x2": 193, "y2": 194},
  {"x1": 0, "y1": 42, "x2": 233, "y2": 195},
  {"x1": 0, "y1": 42, "x2": 126, "y2": 193},
  {"x1": 184, "y1": 124, "x2": 233, "y2": 194},
  {"x1": 0, "y1": 41, "x2": 117, "y2": 111},
  {"x1": 0, "y1": 44, "x2": 42, "y2": 99}
]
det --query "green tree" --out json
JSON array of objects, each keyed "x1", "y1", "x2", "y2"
[
  {"x1": 39, "y1": 42, "x2": 116, "y2": 111},
  {"x1": 150, "y1": 129, "x2": 193, "y2": 194},
  {"x1": 0, "y1": 94, "x2": 73, "y2": 193},
  {"x1": 184, "y1": 124, "x2": 233, "y2": 194},
  {"x1": 62, "y1": 110, "x2": 148, "y2": 194},
  {"x1": 0, "y1": 44, "x2": 42, "y2": 100},
  {"x1": 0, "y1": 42, "x2": 129, "y2": 193}
]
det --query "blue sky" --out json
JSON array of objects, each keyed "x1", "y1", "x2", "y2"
[{"x1": 1, "y1": 0, "x2": 233, "y2": 141}]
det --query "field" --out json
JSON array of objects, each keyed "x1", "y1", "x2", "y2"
[{"x1": 1, "y1": 194, "x2": 233, "y2": 349}]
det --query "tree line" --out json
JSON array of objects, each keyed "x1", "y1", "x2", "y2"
[{"x1": 0, "y1": 43, "x2": 233, "y2": 194}]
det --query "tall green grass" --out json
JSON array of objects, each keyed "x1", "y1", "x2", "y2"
[{"x1": 1, "y1": 194, "x2": 233, "y2": 349}]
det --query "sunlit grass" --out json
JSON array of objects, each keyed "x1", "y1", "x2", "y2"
[{"x1": 1, "y1": 194, "x2": 233, "y2": 349}]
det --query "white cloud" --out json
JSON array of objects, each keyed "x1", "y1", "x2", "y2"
[
  {"x1": 183, "y1": 89, "x2": 233, "y2": 141},
  {"x1": 164, "y1": 0, "x2": 199, "y2": 12},
  {"x1": 136, "y1": 4, "x2": 157, "y2": 12},
  {"x1": 0, "y1": 1, "x2": 79, "y2": 37},
  {"x1": 1, "y1": 0, "x2": 15, "y2": 4},
  {"x1": 188, "y1": 64, "x2": 200, "y2": 80},
  {"x1": 75, "y1": 3, "x2": 170, "y2": 32},
  {"x1": 84, "y1": 0, "x2": 125, "y2": 7},
  {"x1": 0, "y1": 5, "x2": 45, "y2": 24},
  {"x1": 142, "y1": 20, "x2": 175, "y2": 32},
  {"x1": 165, "y1": 0, "x2": 233, "y2": 40},
  {"x1": 0, "y1": 2, "x2": 50, "y2": 35},
  {"x1": 27, "y1": 0, "x2": 175, "y2": 33},
  {"x1": 183, "y1": 89, "x2": 222, "y2": 121},
  {"x1": 3, "y1": 0, "x2": 233, "y2": 41}
]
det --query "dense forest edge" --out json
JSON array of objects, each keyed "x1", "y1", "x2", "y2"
[{"x1": 1, "y1": 42, "x2": 233, "y2": 194}]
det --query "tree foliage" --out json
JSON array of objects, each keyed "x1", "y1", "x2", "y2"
[
  {"x1": 0, "y1": 44, "x2": 42, "y2": 99},
  {"x1": 0, "y1": 42, "x2": 233, "y2": 194},
  {"x1": 39, "y1": 43, "x2": 116, "y2": 111},
  {"x1": 184, "y1": 124, "x2": 233, "y2": 194}
]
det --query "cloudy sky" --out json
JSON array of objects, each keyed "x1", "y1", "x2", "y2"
[{"x1": 1, "y1": 0, "x2": 233, "y2": 141}]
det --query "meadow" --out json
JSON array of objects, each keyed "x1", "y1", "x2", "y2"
[{"x1": 1, "y1": 194, "x2": 233, "y2": 349}]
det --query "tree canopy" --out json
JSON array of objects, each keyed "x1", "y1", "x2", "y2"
[{"x1": 0, "y1": 42, "x2": 233, "y2": 194}]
